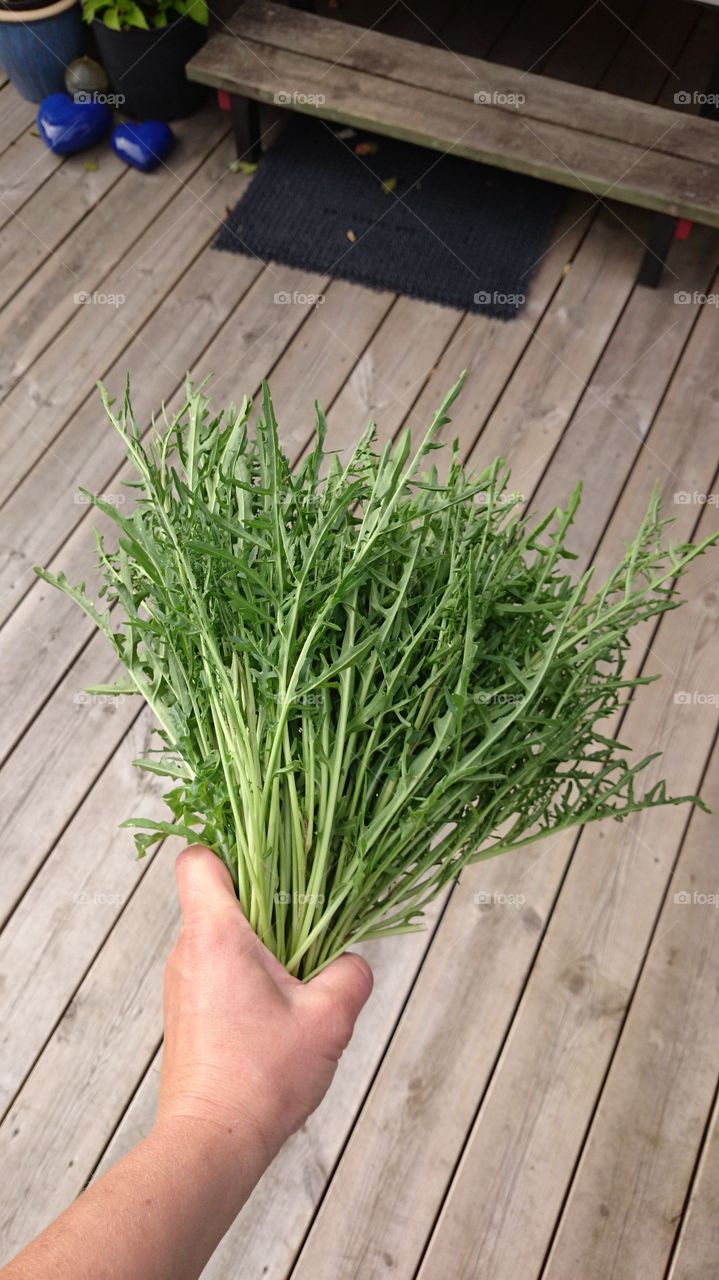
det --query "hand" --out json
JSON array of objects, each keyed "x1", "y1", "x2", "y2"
[
  {"x1": 158, "y1": 846, "x2": 373, "y2": 1169},
  {"x1": 0, "y1": 846, "x2": 372, "y2": 1280}
]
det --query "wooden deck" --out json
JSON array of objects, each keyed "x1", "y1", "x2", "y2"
[{"x1": 1, "y1": 1, "x2": 719, "y2": 1276}]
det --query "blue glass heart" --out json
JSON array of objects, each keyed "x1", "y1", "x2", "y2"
[
  {"x1": 111, "y1": 121, "x2": 175, "y2": 173},
  {"x1": 37, "y1": 93, "x2": 112, "y2": 156}
]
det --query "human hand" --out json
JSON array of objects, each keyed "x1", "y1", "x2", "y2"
[
  {"x1": 0, "y1": 847, "x2": 372, "y2": 1280},
  {"x1": 157, "y1": 846, "x2": 373, "y2": 1171}
]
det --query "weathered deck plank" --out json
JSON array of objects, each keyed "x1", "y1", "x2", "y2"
[
  {"x1": 0, "y1": 83, "x2": 37, "y2": 156},
  {"x1": 0, "y1": 712, "x2": 164, "y2": 1118},
  {"x1": 0, "y1": 114, "x2": 231, "y2": 505},
  {"x1": 0, "y1": 109, "x2": 232, "y2": 389},
  {"x1": 668, "y1": 1077, "x2": 719, "y2": 1279},
  {"x1": 543, "y1": 735, "x2": 719, "y2": 1278}
]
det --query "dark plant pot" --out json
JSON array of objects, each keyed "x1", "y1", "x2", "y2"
[
  {"x1": 92, "y1": 15, "x2": 207, "y2": 121},
  {"x1": 0, "y1": 0, "x2": 86, "y2": 101}
]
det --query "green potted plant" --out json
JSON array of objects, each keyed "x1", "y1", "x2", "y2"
[{"x1": 83, "y1": 0, "x2": 208, "y2": 120}]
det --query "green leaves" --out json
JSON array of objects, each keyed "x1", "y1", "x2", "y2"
[
  {"x1": 38, "y1": 377, "x2": 718, "y2": 977},
  {"x1": 81, "y1": 0, "x2": 207, "y2": 31}
]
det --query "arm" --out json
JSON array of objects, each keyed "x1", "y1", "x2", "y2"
[{"x1": 0, "y1": 846, "x2": 372, "y2": 1280}]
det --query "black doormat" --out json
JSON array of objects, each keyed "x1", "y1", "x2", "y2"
[{"x1": 213, "y1": 116, "x2": 565, "y2": 320}]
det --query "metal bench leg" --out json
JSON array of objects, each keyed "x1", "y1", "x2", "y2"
[
  {"x1": 637, "y1": 213, "x2": 676, "y2": 288},
  {"x1": 230, "y1": 94, "x2": 262, "y2": 162}
]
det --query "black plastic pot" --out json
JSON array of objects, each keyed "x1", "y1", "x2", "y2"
[{"x1": 92, "y1": 15, "x2": 207, "y2": 120}]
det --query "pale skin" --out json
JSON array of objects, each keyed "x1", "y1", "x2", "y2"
[{"x1": 0, "y1": 845, "x2": 373, "y2": 1280}]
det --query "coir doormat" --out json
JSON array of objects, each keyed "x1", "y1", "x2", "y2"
[{"x1": 213, "y1": 116, "x2": 565, "y2": 320}]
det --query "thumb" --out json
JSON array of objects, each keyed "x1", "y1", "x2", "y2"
[
  {"x1": 174, "y1": 846, "x2": 299, "y2": 989},
  {"x1": 175, "y1": 844, "x2": 239, "y2": 925},
  {"x1": 305, "y1": 951, "x2": 373, "y2": 1037}
]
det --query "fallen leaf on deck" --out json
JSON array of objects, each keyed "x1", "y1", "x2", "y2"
[
  {"x1": 230, "y1": 160, "x2": 258, "y2": 175},
  {"x1": 83, "y1": 160, "x2": 99, "y2": 171},
  {"x1": 346, "y1": 228, "x2": 357, "y2": 242},
  {"x1": 355, "y1": 141, "x2": 379, "y2": 156},
  {"x1": 382, "y1": 176, "x2": 398, "y2": 194}
]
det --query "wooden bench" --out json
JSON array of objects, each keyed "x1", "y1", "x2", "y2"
[{"x1": 186, "y1": 0, "x2": 719, "y2": 282}]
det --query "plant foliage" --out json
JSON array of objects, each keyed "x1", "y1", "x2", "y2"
[
  {"x1": 82, "y1": 0, "x2": 207, "y2": 32},
  {"x1": 37, "y1": 376, "x2": 717, "y2": 977}
]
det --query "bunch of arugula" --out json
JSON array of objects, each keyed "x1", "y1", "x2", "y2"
[{"x1": 38, "y1": 376, "x2": 717, "y2": 977}]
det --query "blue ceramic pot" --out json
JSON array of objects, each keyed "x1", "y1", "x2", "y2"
[{"x1": 0, "y1": 0, "x2": 86, "y2": 102}]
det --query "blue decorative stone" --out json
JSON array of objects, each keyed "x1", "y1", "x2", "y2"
[
  {"x1": 37, "y1": 93, "x2": 112, "y2": 155},
  {"x1": 111, "y1": 121, "x2": 175, "y2": 173}
]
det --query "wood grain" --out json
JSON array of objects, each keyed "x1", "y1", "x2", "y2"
[
  {"x1": 0, "y1": 113, "x2": 231, "y2": 506},
  {"x1": 0, "y1": 108, "x2": 232, "y2": 395},
  {"x1": 543, "y1": 735, "x2": 719, "y2": 1278}
]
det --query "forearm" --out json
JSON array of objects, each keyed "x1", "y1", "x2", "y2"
[{"x1": 0, "y1": 1117, "x2": 267, "y2": 1280}]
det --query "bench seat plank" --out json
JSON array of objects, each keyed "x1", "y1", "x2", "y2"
[
  {"x1": 223, "y1": 0, "x2": 719, "y2": 168},
  {"x1": 187, "y1": 29, "x2": 719, "y2": 228}
]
